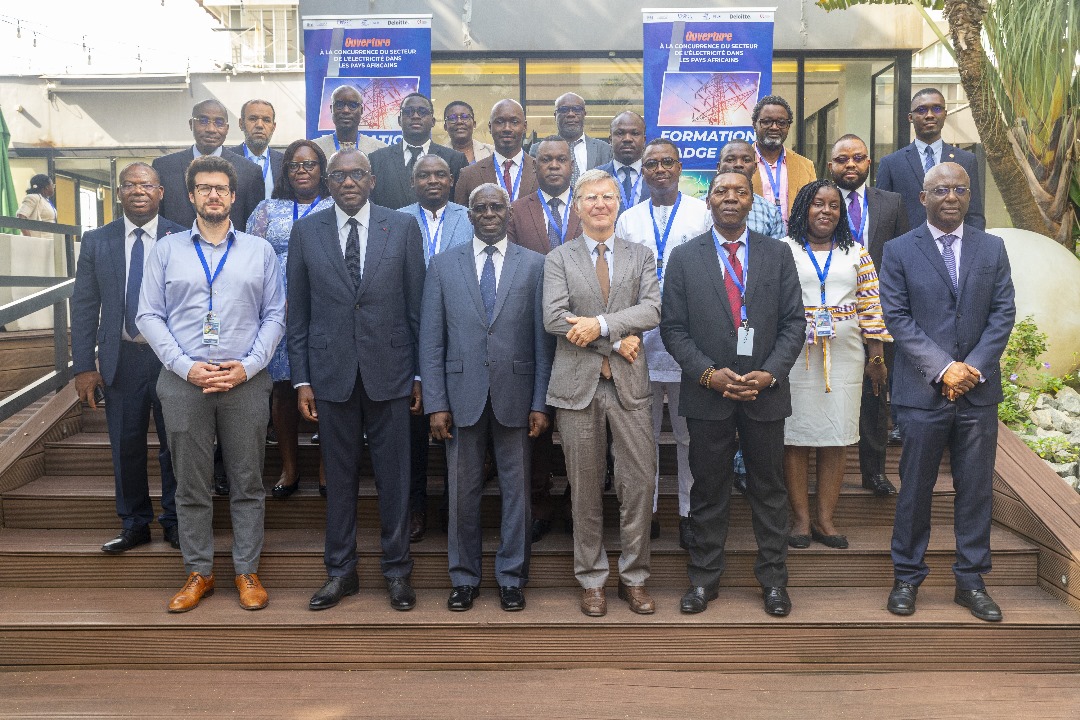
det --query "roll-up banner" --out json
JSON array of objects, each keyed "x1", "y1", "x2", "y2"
[
  {"x1": 642, "y1": 8, "x2": 776, "y2": 195},
  {"x1": 303, "y1": 14, "x2": 432, "y2": 146}
]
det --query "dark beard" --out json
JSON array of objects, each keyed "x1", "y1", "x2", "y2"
[{"x1": 198, "y1": 207, "x2": 231, "y2": 224}]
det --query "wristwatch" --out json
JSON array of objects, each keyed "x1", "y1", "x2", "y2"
[
  {"x1": 768, "y1": 376, "x2": 778, "y2": 388},
  {"x1": 869, "y1": 355, "x2": 885, "y2": 365}
]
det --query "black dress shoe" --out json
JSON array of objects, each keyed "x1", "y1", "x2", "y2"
[
  {"x1": 162, "y1": 524, "x2": 181, "y2": 550},
  {"x1": 862, "y1": 473, "x2": 897, "y2": 496},
  {"x1": 319, "y1": 484, "x2": 327, "y2": 498},
  {"x1": 954, "y1": 588, "x2": 1003, "y2": 622},
  {"x1": 265, "y1": 425, "x2": 278, "y2": 445},
  {"x1": 101, "y1": 527, "x2": 151, "y2": 554},
  {"x1": 310, "y1": 432, "x2": 320, "y2": 444},
  {"x1": 650, "y1": 514, "x2": 660, "y2": 540},
  {"x1": 732, "y1": 471, "x2": 748, "y2": 494},
  {"x1": 888, "y1": 426, "x2": 903, "y2": 445},
  {"x1": 309, "y1": 573, "x2": 360, "y2": 610},
  {"x1": 678, "y1": 516, "x2": 692, "y2": 551},
  {"x1": 811, "y1": 525, "x2": 849, "y2": 549},
  {"x1": 564, "y1": 515, "x2": 574, "y2": 535},
  {"x1": 887, "y1": 579, "x2": 918, "y2": 616},
  {"x1": 762, "y1": 586, "x2": 792, "y2": 616},
  {"x1": 447, "y1": 585, "x2": 479, "y2": 611},
  {"x1": 788, "y1": 533, "x2": 811, "y2": 549},
  {"x1": 680, "y1": 585, "x2": 718, "y2": 614},
  {"x1": 499, "y1": 586, "x2": 526, "y2": 611},
  {"x1": 531, "y1": 517, "x2": 552, "y2": 544},
  {"x1": 386, "y1": 576, "x2": 416, "y2": 611},
  {"x1": 271, "y1": 474, "x2": 301, "y2": 499},
  {"x1": 214, "y1": 472, "x2": 230, "y2": 497},
  {"x1": 409, "y1": 511, "x2": 427, "y2": 543}
]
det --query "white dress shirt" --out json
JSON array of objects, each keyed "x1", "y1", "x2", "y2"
[
  {"x1": 335, "y1": 202, "x2": 371, "y2": 275},
  {"x1": 539, "y1": 188, "x2": 572, "y2": 231},
  {"x1": 472, "y1": 236, "x2": 508, "y2": 290},
  {"x1": 492, "y1": 149, "x2": 526, "y2": 200},
  {"x1": 612, "y1": 159, "x2": 644, "y2": 205},
  {"x1": 839, "y1": 186, "x2": 870, "y2": 244},
  {"x1": 569, "y1": 136, "x2": 588, "y2": 172},
  {"x1": 122, "y1": 215, "x2": 160, "y2": 342},
  {"x1": 402, "y1": 139, "x2": 431, "y2": 164},
  {"x1": 419, "y1": 203, "x2": 447, "y2": 260},
  {"x1": 193, "y1": 145, "x2": 223, "y2": 158}
]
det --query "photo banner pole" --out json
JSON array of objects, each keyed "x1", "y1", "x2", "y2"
[
  {"x1": 303, "y1": 14, "x2": 433, "y2": 146},
  {"x1": 642, "y1": 7, "x2": 776, "y2": 196}
]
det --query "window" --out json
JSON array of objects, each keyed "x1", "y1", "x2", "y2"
[{"x1": 228, "y1": 5, "x2": 301, "y2": 70}]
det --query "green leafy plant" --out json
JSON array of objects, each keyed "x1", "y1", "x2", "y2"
[{"x1": 1026, "y1": 436, "x2": 1080, "y2": 465}]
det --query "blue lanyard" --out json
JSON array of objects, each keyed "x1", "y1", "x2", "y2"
[
  {"x1": 711, "y1": 229, "x2": 749, "y2": 324},
  {"x1": 419, "y1": 208, "x2": 447, "y2": 259},
  {"x1": 193, "y1": 236, "x2": 234, "y2": 312},
  {"x1": 803, "y1": 239, "x2": 835, "y2": 306},
  {"x1": 242, "y1": 143, "x2": 270, "y2": 182},
  {"x1": 617, "y1": 166, "x2": 643, "y2": 209},
  {"x1": 292, "y1": 197, "x2": 322, "y2": 222},
  {"x1": 333, "y1": 131, "x2": 361, "y2": 151},
  {"x1": 648, "y1": 193, "x2": 682, "y2": 283},
  {"x1": 846, "y1": 192, "x2": 869, "y2": 246},
  {"x1": 539, "y1": 190, "x2": 572, "y2": 246},
  {"x1": 496, "y1": 157, "x2": 524, "y2": 201},
  {"x1": 756, "y1": 146, "x2": 784, "y2": 208}
]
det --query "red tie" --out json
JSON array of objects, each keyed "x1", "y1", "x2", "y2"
[
  {"x1": 502, "y1": 159, "x2": 514, "y2": 199},
  {"x1": 723, "y1": 241, "x2": 744, "y2": 327}
]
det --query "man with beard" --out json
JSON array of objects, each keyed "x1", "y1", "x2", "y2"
[
  {"x1": 596, "y1": 111, "x2": 651, "y2": 215},
  {"x1": 717, "y1": 139, "x2": 784, "y2": 240},
  {"x1": 532, "y1": 93, "x2": 613, "y2": 188},
  {"x1": 229, "y1": 99, "x2": 284, "y2": 200},
  {"x1": 749, "y1": 95, "x2": 816, "y2": 231},
  {"x1": 313, "y1": 85, "x2": 387, "y2": 158},
  {"x1": 455, "y1": 99, "x2": 539, "y2": 205}
]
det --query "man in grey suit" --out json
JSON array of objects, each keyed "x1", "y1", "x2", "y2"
[
  {"x1": 532, "y1": 93, "x2": 613, "y2": 186},
  {"x1": 543, "y1": 168, "x2": 662, "y2": 617},
  {"x1": 287, "y1": 149, "x2": 426, "y2": 612},
  {"x1": 880, "y1": 162, "x2": 1014, "y2": 622},
  {"x1": 420, "y1": 183, "x2": 554, "y2": 612}
]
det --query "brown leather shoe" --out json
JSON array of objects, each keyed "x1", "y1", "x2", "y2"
[
  {"x1": 235, "y1": 573, "x2": 269, "y2": 610},
  {"x1": 618, "y1": 582, "x2": 656, "y2": 614},
  {"x1": 581, "y1": 587, "x2": 606, "y2": 617},
  {"x1": 167, "y1": 572, "x2": 214, "y2": 613}
]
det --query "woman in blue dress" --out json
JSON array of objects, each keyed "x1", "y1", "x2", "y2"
[{"x1": 246, "y1": 140, "x2": 333, "y2": 498}]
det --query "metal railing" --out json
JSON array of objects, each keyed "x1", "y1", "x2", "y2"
[{"x1": 0, "y1": 215, "x2": 81, "y2": 422}]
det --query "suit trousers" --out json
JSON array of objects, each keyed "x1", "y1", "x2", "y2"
[
  {"x1": 557, "y1": 378, "x2": 655, "y2": 588},
  {"x1": 408, "y1": 411, "x2": 430, "y2": 513},
  {"x1": 858, "y1": 343, "x2": 895, "y2": 477},
  {"x1": 446, "y1": 400, "x2": 532, "y2": 587},
  {"x1": 651, "y1": 381, "x2": 692, "y2": 517},
  {"x1": 686, "y1": 411, "x2": 790, "y2": 589},
  {"x1": 318, "y1": 367, "x2": 413, "y2": 578},
  {"x1": 156, "y1": 368, "x2": 271, "y2": 576},
  {"x1": 891, "y1": 399, "x2": 997, "y2": 590},
  {"x1": 104, "y1": 341, "x2": 177, "y2": 531}
]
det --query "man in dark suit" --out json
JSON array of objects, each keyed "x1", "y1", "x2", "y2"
[
  {"x1": 229, "y1": 99, "x2": 284, "y2": 201},
  {"x1": 152, "y1": 99, "x2": 265, "y2": 230},
  {"x1": 876, "y1": 88, "x2": 986, "y2": 231},
  {"x1": 879, "y1": 162, "x2": 1014, "y2": 622},
  {"x1": 531, "y1": 93, "x2": 613, "y2": 187},
  {"x1": 828, "y1": 134, "x2": 910, "y2": 496},
  {"x1": 660, "y1": 171, "x2": 806, "y2": 617},
  {"x1": 420, "y1": 182, "x2": 554, "y2": 612},
  {"x1": 71, "y1": 162, "x2": 186, "y2": 554},
  {"x1": 369, "y1": 93, "x2": 468, "y2": 210},
  {"x1": 596, "y1": 111, "x2": 651, "y2": 215},
  {"x1": 455, "y1": 99, "x2": 539, "y2": 206},
  {"x1": 287, "y1": 149, "x2": 426, "y2": 612}
]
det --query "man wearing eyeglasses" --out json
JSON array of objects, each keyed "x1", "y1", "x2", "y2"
[
  {"x1": 312, "y1": 85, "x2": 387, "y2": 159},
  {"x1": 543, "y1": 168, "x2": 661, "y2": 617},
  {"x1": 229, "y1": 99, "x2": 284, "y2": 201},
  {"x1": 71, "y1": 162, "x2": 186, "y2": 556},
  {"x1": 443, "y1": 100, "x2": 494, "y2": 165},
  {"x1": 137, "y1": 156, "x2": 285, "y2": 614},
  {"x1": 152, "y1": 99, "x2": 267, "y2": 231},
  {"x1": 878, "y1": 162, "x2": 1014, "y2": 622},
  {"x1": 531, "y1": 93, "x2": 613, "y2": 187},
  {"x1": 876, "y1": 88, "x2": 986, "y2": 231},
  {"x1": 455, "y1": 99, "x2": 539, "y2": 207},
  {"x1": 287, "y1": 149, "x2": 426, "y2": 613},
  {"x1": 749, "y1": 95, "x2": 816, "y2": 231}
]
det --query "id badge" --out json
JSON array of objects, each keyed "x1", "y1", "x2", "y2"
[
  {"x1": 202, "y1": 311, "x2": 220, "y2": 346},
  {"x1": 813, "y1": 307, "x2": 834, "y2": 338},
  {"x1": 737, "y1": 326, "x2": 754, "y2": 356}
]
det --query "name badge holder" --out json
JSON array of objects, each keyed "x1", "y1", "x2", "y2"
[
  {"x1": 712, "y1": 229, "x2": 753, "y2": 356},
  {"x1": 649, "y1": 193, "x2": 682, "y2": 285},
  {"x1": 804, "y1": 240, "x2": 835, "y2": 342},
  {"x1": 193, "y1": 237, "x2": 234, "y2": 346}
]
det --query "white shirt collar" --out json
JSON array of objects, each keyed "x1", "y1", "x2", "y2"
[
  {"x1": 473, "y1": 236, "x2": 508, "y2": 257},
  {"x1": 193, "y1": 145, "x2": 223, "y2": 158},
  {"x1": 420, "y1": 203, "x2": 447, "y2": 222},
  {"x1": 914, "y1": 138, "x2": 943, "y2": 156},
  {"x1": 403, "y1": 139, "x2": 432, "y2": 160},
  {"x1": 493, "y1": 149, "x2": 524, "y2": 168},
  {"x1": 928, "y1": 222, "x2": 964, "y2": 241},
  {"x1": 840, "y1": 185, "x2": 866, "y2": 203},
  {"x1": 583, "y1": 232, "x2": 615, "y2": 253},
  {"x1": 123, "y1": 215, "x2": 159, "y2": 241},
  {"x1": 539, "y1": 187, "x2": 572, "y2": 205},
  {"x1": 613, "y1": 159, "x2": 642, "y2": 174},
  {"x1": 335, "y1": 201, "x2": 371, "y2": 231}
]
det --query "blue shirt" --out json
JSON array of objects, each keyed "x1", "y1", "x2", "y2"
[
  {"x1": 747, "y1": 193, "x2": 785, "y2": 239},
  {"x1": 914, "y1": 138, "x2": 944, "y2": 168},
  {"x1": 136, "y1": 224, "x2": 286, "y2": 382}
]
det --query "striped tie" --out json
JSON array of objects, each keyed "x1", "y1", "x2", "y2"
[
  {"x1": 923, "y1": 146, "x2": 935, "y2": 173},
  {"x1": 940, "y1": 233, "x2": 958, "y2": 292}
]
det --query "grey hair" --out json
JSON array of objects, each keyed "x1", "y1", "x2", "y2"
[
  {"x1": 468, "y1": 182, "x2": 510, "y2": 208},
  {"x1": 573, "y1": 168, "x2": 619, "y2": 200}
]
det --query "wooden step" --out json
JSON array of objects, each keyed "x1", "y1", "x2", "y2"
[
  {"x1": 0, "y1": 585, "x2": 1075, "y2": 671},
  {"x1": 0, "y1": 525, "x2": 1037, "y2": 589}
]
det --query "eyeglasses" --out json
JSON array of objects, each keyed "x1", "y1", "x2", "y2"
[
  {"x1": 327, "y1": 169, "x2": 371, "y2": 184},
  {"x1": 580, "y1": 193, "x2": 618, "y2": 206},
  {"x1": 400, "y1": 107, "x2": 433, "y2": 118},
  {"x1": 912, "y1": 104, "x2": 946, "y2": 116},
  {"x1": 332, "y1": 100, "x2": 361, "y2": 111},
  {"x1": 831, "y1": 154, "x2": 869, "y2": 165},
  {"x1": 928, "y1": 186, "x2": 969, "y2": 197},
  {"x1": 470, "y1": 202, "x2": 507, "y2": 214},
  {"x1": 193, "y1": 184, "x2": 231, "y2": 197},
  {"x1": 444, "y1": 113, "x2": 474, "y2": 123},
  {"x1": 757, "y1": 118, "x2": 791, "y2": 129},
  {"x1": 555, "y1": 104, "x2": 586, "y2": 115},
  {"x1": 119, "y1": 182, "x2": 160, "y2": 193},
  {"x1": 286, "y1": 160, "x2": 320, "y2": 173},
  {"x1": 192, "y1": 116, "x2": 227, "y2": 128},
  {"x1": 643, "y1": 157, "x2": 679, "y2": 171}
]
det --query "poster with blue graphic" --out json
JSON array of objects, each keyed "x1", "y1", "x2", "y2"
[
  {"x1": 303, "y1": 14, "x2": 432, "y2": 146},
  {"x1": 642, "y1": 8, "x2": 776, "y2": 196}
]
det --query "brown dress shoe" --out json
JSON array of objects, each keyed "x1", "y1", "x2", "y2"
[
  {"x1": 168, "y1": 572, "x2": 214, "y2": 613},
  {"x1": 581, "y1": 587, "x2": 606, "y2": 617},
  {"x1": 617, "y1": 581, "x2": 656, "y2": 614},
  {"x1": 235, "y1": 573, "x2": 269, "y2": 610}
]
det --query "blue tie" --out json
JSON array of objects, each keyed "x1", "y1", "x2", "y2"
[
  {"x1": 940, "y1": 233, "x2": 958, "y2": 292},
  {"x1": 125, "y1": 228, "x2": 145, "y2": 339},
  {"x1": 923, "y1": 145, "x2": 935, "y2": 173},
  {"x1": 620, "y1": 166, "x2": 634, "y2": 207},
  {"x1": 480, "y1": 245, "x2": 497, "y2": 324}
]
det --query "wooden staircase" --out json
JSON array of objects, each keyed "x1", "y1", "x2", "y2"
[{"x1": 1, "y1": 393, "x2": 1079, "y2": 671}]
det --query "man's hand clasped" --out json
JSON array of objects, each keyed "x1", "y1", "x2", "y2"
[{"x1": 708, "y1": 368, "x2": 774, "y2": 401}]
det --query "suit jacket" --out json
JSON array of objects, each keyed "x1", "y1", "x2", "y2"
[
  {"x1": 595, "y1": 160, "x2": 652, "y2": 214},
  {"x1": 862, "y1": 185, "x2": 911, "y2": 271},
  {"x1": 875, "y1": 142, "x2": 986, "y2": 230},
  {"x1": 286, "y1": 203, "x2": 426, "y2": 403},
  {"x1": 751, "y1": 148, "x2": 816, "y2": 216},
  {"x1": 152, "y1": 148, "x2": 265, "y2": 231},
  {"x1": 454, "y1": 153, "x2": 540, "y2": 206},
  {"x1": 369, "y1": 141, "x2": 469, "y2": 210},
  {"x1": 420, "y1": 240, "x2": 554, "y2": 428},
  {"x1": 506, "y1": 191, "x2": 582, "y2": 255},
  {"x1": 531, "y1": 134, "x2": 613, "y2": 171},
  {"x1": 228, "y1": 144, "x2": 285, "y2": 200},
  {"x1": 399, "y1": 201, "x2": 474, "y2": 266},
  {"x1": 659, "y1": 230, "x2": 806, "y2": 423},
  {"x1": 878, "y1": 223, "x2": 1014, "y2": 410},
  {"x1": 543, "y1": 234, "x2": 662, "y2": 411},
  {"x1": 70, "y1": 216, "x2": 187, "y2": 384}
]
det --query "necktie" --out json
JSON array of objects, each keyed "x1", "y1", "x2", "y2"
[
  {"x1": 722, "y1": 241, "x2": 744, "y2": 328},
  {"x1": 940, "y1": 233, "x2": 958, "y2": 292},
  {"x1": 125, "y1": 228, "x2": 145, "y2": 339},
  {"x1": 345, "y1": 218, "x2": 363, "y2": 290},
  {"x1": 620, "y1": 166, "x2": 633, "y2": 208},
  {"x1": 502, "y1": 159, "x2": 514, "y2": 199},
  {"x1": 570, "y1": 139, "x2": 582, "y2": 189},
  {"x1": 848, "y1": 191, "x2": 863, "y2": 243},
  {"x1": 923, "y1": 145, "x2": 935, "y2": 173},
  {"x1": 406, "y1": 145, "x2": 422, "y2": 174},
  {"x1": 595, "y1": 242, "x2": 611, "y2": 379},
  {"x1": 547, "y1": 197, "x2": 563, "y2": 250},
  {"x1": 480, "y1": 245, "x2": 497, "y2": 324}
]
